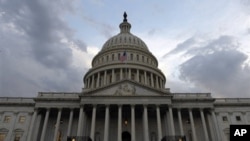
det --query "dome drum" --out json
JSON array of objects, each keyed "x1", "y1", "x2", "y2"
[{"x1": 92, "y1": 50, "x2": 158, "y2": 68}]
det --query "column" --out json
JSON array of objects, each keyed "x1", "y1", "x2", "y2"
[
  {"x1": 90, "y1": 105, "x2": 97, "y2": 140},
  {"x1": 67, "y1": 109, "x2": 74, "y2": 136},
  {"x1": 156, "y1": 76, "x2": 159, "y2": 89},
  {"x1": 144, "y1": 71, "x2": 147, "y2": 85},
  {"x1": 156, "y1": 105, "x2": 162, "y2": 141},
  {"x1": 212, "y1": 110, "x2": 221, "y2": 141},
  {"x1": 86, "y1": 78, "x2": 89, "y2": 88},
  {"x1": 177, "y1": 109, "x2": 184, "y2": 136},
  {"x1": 143, "y1": 105, "x2": 149, "y2": 141},
  {"x1": 53, "y1": 109, "x2": 62, "y2": 141},
  {"x1": 131, "y1": 105, "x2": 136, "y2": 141},
  {"x1": 96, "y1": 72, "x2": 100, "y2": 87},
  {"x1": 40, "y1": 108, "x2": 50, "y2": 141},
  {"x1": 169, "y1": 107, "x2": 175, "y2": 135},
  {"x1": 151, "y1": 73, "x2": 154, "y2": 87},
  {"x1": 104, "y1": 71, "x2": 107, "y2": 86},
  {"x1": 77, "y1": 106, "x2": 83, "y2": 136},
  {"x1": 104, "y1": 105, "x2": 110, "y2": 141},
  {"x1": 27, "y1": 109, "x2": 38, "y2": 141},
  {"x1": 120, "y1": 68, "x2": 123, "y2": 80},
  {"x1": 112, "y1": 69, "x2": 115, "y2": 83},
  {"x1": 117, "y1": 105, "x2": 122, "y2": 141},
  {"x1": 91, "y1": 75, "x2": 95, "y2": 88},
  {"x1": 200, "y1": 109, "x2": 209, "y2": 141},
  {"x1": 189, "y1": 109, "x2": 197, "y2": 141},
  {"x1": 128, "y1": 68, "x2": 131, "y2": 79},
  {"x1": 136, "y1": 69, "x2": 139, "y2": 82}
]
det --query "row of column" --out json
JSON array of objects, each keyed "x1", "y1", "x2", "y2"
[
  {"x1": 27, "y1": 108, "x2": 83, "y2": 141},
  {"x1": 87, "y1": 105, "x2": 212, "y2": 141},
  {"x1": 26, "y1": 106, "x2": 218, "y2": 141},
  {"x1": 85, "y1": 68, "x2": 164, "y2": 89}
]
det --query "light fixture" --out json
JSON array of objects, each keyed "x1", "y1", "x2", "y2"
[{"x1": 124, "y1": 119, "x2": 128, "y2": 126}]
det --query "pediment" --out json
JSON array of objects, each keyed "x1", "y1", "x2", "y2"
[{"x1": 82, "y1": 80, "x2": 168, "y2": 96}]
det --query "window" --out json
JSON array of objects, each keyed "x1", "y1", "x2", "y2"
[
  {"x1": 13, "y1": 129, "x2": 24, "y2": 141},
  {"x1": 136, "y1": 54, "x2": 139, "y2": 61},
  {"x1": 130, "y1": 54, "x2": 133, "y2": 61},
  {"x1": 0, "y1": 133, "x2": 6, "y2": 141},
  {"x1": 14, "y1": 135, "x2": 21, "y2": 141},
  {"x1": 142, "y1": 56, "x2": 144, "y2": 62},
  {"x1": 236, "y1": 116, "x2": 241, "y2": 121},
  {"x1": 112, "y1": 54, "x2": 114, "y2": 61},
  {"x1": 19, "y1": 116, "x2": 26, "y2": 123},
  {"x1": 222, "y1": 116, "x2": 228, "y2": 122},
  {"x1": 4, "y1": 116, "x2": 11, "y2": 123}
]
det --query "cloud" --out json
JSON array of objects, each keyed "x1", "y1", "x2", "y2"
[
  {"x1": 0, "y1": 0, "x2": 88, "y2": 97},
  {"x1": 178, "y1": 35, "x2": 250, "y2": 97},
  {"x1": 163, "y1": 37, "x2": 197, "y2": 58},
  {"x1": 82, "y1": 15, "x2": 115, "y2": 38}
]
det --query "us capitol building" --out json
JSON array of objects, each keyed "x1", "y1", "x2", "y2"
[{"x1": 1, "y1": 13, "x2": 250, "y2": 141}]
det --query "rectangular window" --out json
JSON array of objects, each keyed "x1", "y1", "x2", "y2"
[
  {"x1": 19, "y1": 116, "x2": 26, "y2": 123},
  {"x1": 14, "y1": 135, "x2": 21, "y2": 141},
  {"x1": 130, "y1": 54, "x2": 133, "y2": 61},
  {"x1": 0, "y1": 133, "x2": 6, "y2": 141},
  {"x1": 236, "y1": 116, "x2": 241, "y2": 121},
  {"x1": 4, "y1": 116, "x2": 11, "y2": 123},
  {"x1": 222, "y1": 116, "x2": 228, "y2": 122}
]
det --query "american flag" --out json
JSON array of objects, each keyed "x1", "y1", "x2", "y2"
[{"x1": 120, "y1": 51, "x2": 127, "y2": 62}]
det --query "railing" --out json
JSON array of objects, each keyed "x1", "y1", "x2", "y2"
[
  {"x1": 0, "y1": 97, "x2": 34, "y2": 103},
  {"x1": 215, "y1": 98, "x2": 250, "y2": 103},
  {"x1": 38, "y1": 92, "x2": 80, "y2": 98},
  {"x1": 173, "y1": 93, "x2": 211, "y2": 98}
]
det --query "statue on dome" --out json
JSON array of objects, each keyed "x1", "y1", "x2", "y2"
[{"x1": 123, "y1": 12, "x2": 127, "y2": 22}]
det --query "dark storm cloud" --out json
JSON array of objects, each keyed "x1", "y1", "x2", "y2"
[
  {"x1": 178, "y1": 35, "x2": 250, "y2": 97},
  {"x1": 0, "y1": 0, "x2": 87, "y2": 97}
]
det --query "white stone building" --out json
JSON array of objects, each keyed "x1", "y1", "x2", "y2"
[{"x1": 1, "y1": 13, "x2": 250, "y2": 141}]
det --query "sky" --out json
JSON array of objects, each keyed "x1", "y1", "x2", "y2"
[{"x1": 1, "y1": 0, "x2": 250, "y2": 98}]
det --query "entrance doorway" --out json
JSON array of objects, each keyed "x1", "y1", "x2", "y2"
[{"x1": 122, "y1": 131, "x2": 131, "y2": 141}]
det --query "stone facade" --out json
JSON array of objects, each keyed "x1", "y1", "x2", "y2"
[{"x1": 1, "y1": 13, "x2": 250, "y2": 141}]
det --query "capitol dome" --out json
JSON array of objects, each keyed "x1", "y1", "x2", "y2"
[{"x1": 83, "y1": 12, "x2": 167, "y2": 93}]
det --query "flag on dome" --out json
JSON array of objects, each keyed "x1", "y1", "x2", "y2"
[{"x1": 120, "y1": 51, "x2": 127, "y2": 62}]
